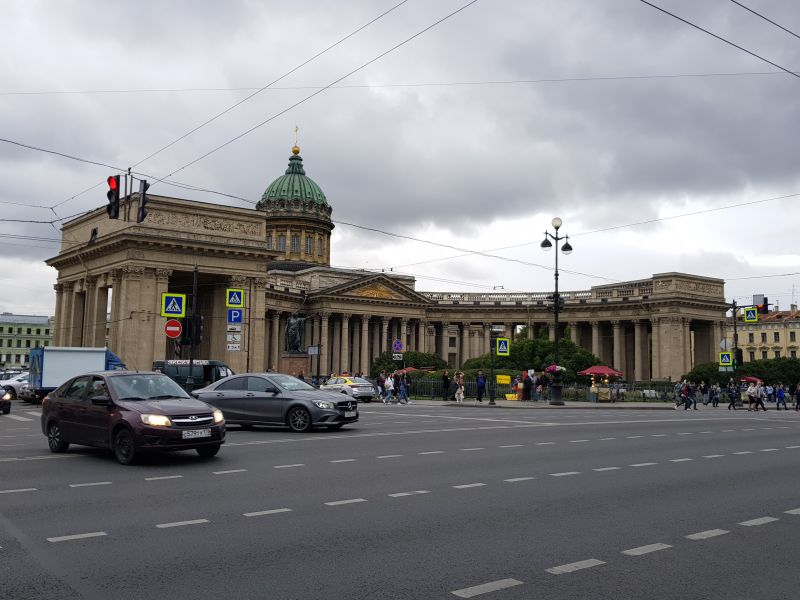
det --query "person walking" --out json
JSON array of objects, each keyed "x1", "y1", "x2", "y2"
[
  {"x1": 700, "y1": 381, "x2": 709, "y2": 405},
  {"x1": 727, "y1": 381, "x2": 738, "y2": 410},
  {"x1": 398, "y1": 373, "x2": 409, "y2": 405},
  {"x1": 776, "y1": 384, "x2": 787, "y2": 410},
  {"x1": 476, "y1": 370, "x2": 486, "y2": 403},
  {"x1": 454, "y1": 371, "x2": 465, "y2": 403},
  {"x1": 522, "y1": 372, "x2": 532, "y2": 402},
  {"x1": 441, "y1": 370, "x2": 450, "y2": 402},
  {"x1": 753, "y1": 383, "x2": 767, "y2": 411},
  {"x1": 711, "y1": 383, "x2": 720, "y2": 408},
  {"x1": 795, "y1": 382, "x2": 800, "y2": 411},
  {"x1": 384, "y1": 372, "x2": 395, "y2": 404},
  {"x1": 746, "y1": 383, "x2": 756, "y2": 411},
  {"x1": 377, "y1": 370, "x2": 386, "y2": 402}
]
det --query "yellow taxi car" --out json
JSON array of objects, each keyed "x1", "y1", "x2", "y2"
[{"x1": 319, "y1": 376, "x2": 377, "y2": 402}]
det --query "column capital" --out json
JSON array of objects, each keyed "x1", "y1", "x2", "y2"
[
  {"x1": 122, "y1": 266, "x2": 145, "y2": 280},
  {"x1": 610, "y1": 320, "x2": 621, "y2": 327},
  {"x1": 590, "y1": 320, "x2": 599, "y2": 326},
  {"x1": 54, "y1": 283, "x2": 64, "y2": 293},
  {"x1": 253, "y1": 277, "x2": 269, "y2": 288},
  {"x1": 318, "y1": 311, "x2": 331, "y2": 320},
  {"x1": 229, "y1": 274, "x2": 248, "y2": 287},
  {"x1": 155, "y1": 268, "x2": 173, "y2": 281},
  {"x1": 360, "y1": 313, "x2": 370, "y2": 322},
  {"x1": 340, "y1": 313, "x2": 352, "y2": 320},
  {"x1": 84, "y1": 276, "x2": 98, "y2": 289},
  {"x1": 400, "y1": 318, "x2": 409, "y2": 325}
]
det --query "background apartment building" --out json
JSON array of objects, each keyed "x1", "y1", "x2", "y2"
[
  {"x1": 0, "y1": 313, "x2": 55, "y2": 368},
  {"x1": 727, "y1": 304, "x2": 800, "y2": 363}
]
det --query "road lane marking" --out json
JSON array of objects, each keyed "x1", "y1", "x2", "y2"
[
  {"x1": 419, "y1": 451, "x2": 444, "y2": 455},
  {"x1": 145, "y1": 475, "x2": 184, "y2": 481},
  {"x1": 759, "y1": 449, "x2": 778, "y2": 452},
  {"x1": 546, "y1": 558, "x2": 605, "y2": 574},
  {"x1": 329, "y1": 459, "x2": 357, "y2": 463},
  {"x1": 593, "y1": 467, "x2": 620, "y2": 472},
  {"x1": 498, "y1": 444, "x2": 524, "y2": 448},
  {"x1": 213, "y1": 469, "x2": 248, "y2": 474},
  {"x1": 0, "y1": 455, "x2": 79, "y2": 462},
  {"x1": 702, "y1": 455, "x2": 724, "y2": 459},
  {"x1": 504, "y1": 477, "x2": 535, "y2": 482},
  {"x1": 25, "y1": 411, "x2": 41, "y2": 417},
  {"x1": 69, "y1": 481, "x2": 112, "y2": 488},
  {"x1": 721, "y1": 429, "x2": 736, "y2": 432},
  {"x1": 4, "y1": 415, "x2": 32, "y2": 422},
  {"x1": 156, "y1": 519, "x2": 209, "y2": 528},
  {"x1": 377, "y1": 454, "x2": 403, "y2": 459},
  {"x1": 785, "y1": 508, "x2": 800, "y2": 515},
  {"x1": 651, "y1": 434, "x2": 668, "y2": 437},
  {"x1": 389, "y1": 490, "x2": 430, "y2": 497},
  {"x1": 536, "y1": 442, "x2": 554, "y2": 445},
  {"x1": 741, "y1": 428, "x2": 755, "y2": 431},
  {"x1": 273, "y1": 464, "x2": 305, "y2": 468},
  {"x1": 670, "y1": 458, "x2": 693, "y2": 462},
  {"x1": 733, "y1": 451, "x2": 753, "y2": 455},
  {"x1": 600, "y1": 437, "x2": 616, "y2": 441},
  {"x1": 677, "y1": 433, "x2": 694, "y2": 436},
  {"x1": 453, "y1": 483, "x2": 487, "y2": 489},
  {"x1": 786, "y1": 446, "x2": 800, "y2": 449},
  {"x1": 243, "y1": 508, "x2": 292, "y2": 517},
  {"x1": 622, "y1": 543, "x2": 672, "y2": 556},
  {"x1": 451, "y1": 578, "x2": 524, "y2": 598},
  {"x1": 460, "y1": 447, "x2": 485, "y2": 451},
  {"x1": 325, "y1": 498, "x2": 367, "y2": 506},
  {"x1": 550, "y1": 471, "x2": 580, "y2": 477},
  {"x1": 686, "y1": 529, "x2": 729, "y2": 540},
  {"x1": 0, "y1": 488, "x2": 37, "y2": 494},
  {"x1": 47, "y1": 532, "x2": 107, "y2": 543},
  {"x1": 698, "y1": 431, "x2": 713, "y2": 434},
  {"x1": 739, "y1": 517, "x2": 779, "y2": 527},
  {"x1": 626, "y1": 436, "x2": 643, "y2": 439},
  {"x1": 629, "y1": 462, "x2": 658, "y2": 467},
  {"x1": 569, "y1": 439, "x2": 590, "y2": 443}
]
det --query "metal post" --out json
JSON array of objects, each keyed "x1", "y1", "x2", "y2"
[
  {"x1": 488, "y1": 335, "x2": 495, "y2": 405},
  {"x1": 731, "y1": 299, "x2": 742, "y2": 407},
  {"x1": 186, "y1": 266, "x2": 198, "y2": 392}
]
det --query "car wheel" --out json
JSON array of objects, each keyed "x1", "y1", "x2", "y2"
[
  {"x1": 3, "y1": 406, "x2": 10, "y2": 415},
  {"x1": 326, "y1": 424, "x2": 344, "y2": 431},
  {"x1": 113, "y1": 428, "x2": 137, "y2": 465},
  {"x1": 47, "y1": 422, "x2": 69, "y2": 453},
  {"x1": 287, "y1": 407, "x2": 312, "y2": 433},
  {"x1": 196, "y1": 444, "x2": 221, "y2": 458}
]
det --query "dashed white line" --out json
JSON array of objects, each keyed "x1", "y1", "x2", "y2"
[
  {"x1": 156, "y1": 519, "x2": 209, "y2": 529},
  {"x1": 25, "y1": 411, "x2": 42, "y2": 417},
  {"x1": 388, "y1": 490, "x2": 430, "y2": 497},
  {"x1": 0, "y1": 488, "x2": 37, "y2": 494},
  {"x1": 453, "y1": 483, "x2": 487, "y2": 489},
  {"x1": 677, "y1": 432, "x2": 694, "y2": 436},
  {"x1": 451, "y1": 578, "x2": 524, "y2": 598},
  {"x1": 733, "y1": 451, "x2": 753, "y2": 455},
  {"x1": 651, "y1": 434, "x2": 668, "y2": 437},
  {"x1": 243, "y1": 508, "x2": 292, "y2": 517},
  {"x1": 593, "y1": 467, "x2": 620, "y2": 472},
  {"x1": 785, "y1": 508, "x2": 800, "y2": 515},
  {"x1": 626, "y1": 436, "x2": 643, "y2": 439},
  {"x1": 622, "y1": 543, "x2": 672, "y2": 556},
  {"x1": 460, "y1": 448, "x2": 485, "y2": 452},
  {"x1": 145, "y1": 475, "x2": 184, "y2": 481},
  {"x1": 213, "y1": 469, "x2": 248, "y2": 474},
  {"x1": 325, "y1": 498, "x2": 367, "y2": 506},
  {"x1": 47, "y1": 531, "x2": 107, "y2": 543},
  {"x1": 600, "y1": 437, "x2": 616, "y2": 441},
  {"x1": 546, "y1": 558, "x2": 606, "y2": 575},
  {"x1": 738, "y1": 517, "x2": 779, "y2": 527},
  {"x1": 377, "y1": 454, "x2": 403, "y2": 459},
  {"x1": 536, "y1": 442, "x2": 555, "y2": 445},
  {"x1": 670, "y1": 458, "x2": 693, "y2": 462},
  {"x1": 504, "y1": 477, "x2": 535, "y2": 482},
  {"x1": 569, "y1": 439, "x2": 590, "y2": 443},
  {"x1": 550, "y1": 471, "x2": 580, "y2": 477},
  {"x1": 629, "y1": 462, "x2": 658, "y2": 467},
  {"x1": 786, "y1": 445, "x2": 800, "y2": 449},
  {"x1": 759, "y1": 449, "x2": 778, "y2": 452},
  {"x1": 329, "y1": 459, "x2": 357, "y2": 463},
  {"x1": 273, "y1": 463, "x2": 305, "y2": 468},
  {"x1": 498, "y1": 444, "x2": 524, "y2": 448},
  {"x1": 686, "y1": 529, "x2": 729, "y2": 540},
  {"x1": 419, "y1": 451, "x2": 444, "y2": 455},
  {"x1": 69, "y1": 481, "x2": 112, "y2": 488},
  {"x1": 721, "y1": 429, "x2": 736, "y2": 432},
  {"x1": 702, "y1": 455, "x2": 724, "y2": 459}
]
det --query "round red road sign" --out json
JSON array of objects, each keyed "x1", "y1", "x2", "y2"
[{"x1": 164, "y1": 319, "x2": 182, "y2": 339}]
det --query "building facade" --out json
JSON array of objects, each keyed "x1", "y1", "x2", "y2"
[
  {"x1": 0, "y1": 313, "x2": 54, "y2": 368},
  {"x1": 726, "y1": 305, "x2": 800, "y2": 362},
  {"x1": 46, "y1": 146, "x2": 728, "y2": 381}
]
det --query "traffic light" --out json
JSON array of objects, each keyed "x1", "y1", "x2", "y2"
[
  {"x1": 757, "y1": 297, "x2": 769, "y2": 315},
  {"x1": 181, "y1": 315, "x2": 204, "y2": 346},
  {"x1": 136, "y1": 179, "x2": 150, "y2": 223},
  {"x1": 106, "y1": 175, "x2": 120, "y2": 219}
]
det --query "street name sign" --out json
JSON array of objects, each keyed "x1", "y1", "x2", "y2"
[
  {"x1": 160, "y1": 293, "x2": 186, "y2": 318},
  {"x1": 226, "y1": 288, "x2": 245, "y2": 308},
  {"x1": 496, "y1": 337, "x2": 510, "y2": 356},
  {"x1": 164, "y1": 319, "x2": 183, "y2": 339}
]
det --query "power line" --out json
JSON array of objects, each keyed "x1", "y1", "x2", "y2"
[
  {"x1": 0, "y1": 137, "x2": 126, "y2": 172},
  {"x1": 729, "y1": 0, "x2": 800, "y2": 41},
  {"x1": 639, "y1": 0, "x2": 800, "y2": 81},
  {"x1": 147, "y1": 0, "x2": 481, "y2": 191},
  {"x1": 130, "y1": 0, "x2": 410, "y2": 169}
]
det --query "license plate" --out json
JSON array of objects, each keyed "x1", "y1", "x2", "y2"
[
  {"x1": 182, "y1": 429, "x2": 211, "y2": 439},
  {"x1": 344, "y1": 410, "x2": 357, "y2": 418}
]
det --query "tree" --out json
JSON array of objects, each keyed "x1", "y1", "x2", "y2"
[{"x1": 684, "y1": 357, "x2": 800, "y2": 386}]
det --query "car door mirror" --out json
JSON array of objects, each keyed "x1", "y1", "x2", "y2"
[
  {"x1": 90, "y1": 395, "x2": 112, "y2": 406},
  {"x1": 266, "y1": 387, "x2": 279, "y2": 395},
  {"x1": 190, "y1": 392, "x2": 199, "y2": 398}
]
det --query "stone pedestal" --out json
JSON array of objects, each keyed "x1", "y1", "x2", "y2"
[{"x1": 282, "y1": 354, "x2": 310, "y2": 378}]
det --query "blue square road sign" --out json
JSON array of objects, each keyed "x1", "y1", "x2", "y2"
[{"x1": 227, "y1": 309, "x2": 243, "y2": 324}]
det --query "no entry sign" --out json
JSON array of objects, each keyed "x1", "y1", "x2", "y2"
[{"x1": 164, "y1": 319, "x2": 183, "y2": 339}]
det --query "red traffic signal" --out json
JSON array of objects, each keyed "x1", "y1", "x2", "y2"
[{"x1": 106, "y1": 175, "x2": 120, "y2": 219}]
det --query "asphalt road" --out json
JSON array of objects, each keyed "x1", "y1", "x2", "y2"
[{"x1": 1, "y1": 399, "x2": 799, "y2": 599}]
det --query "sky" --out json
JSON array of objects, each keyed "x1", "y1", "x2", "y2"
[{"x1": 2, "y1": 0, "x2": 799, "y2": 316}]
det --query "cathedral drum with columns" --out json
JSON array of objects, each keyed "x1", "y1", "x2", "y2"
[{"x1": 47, "y1": 144, "x2": 728, "y2": 382}]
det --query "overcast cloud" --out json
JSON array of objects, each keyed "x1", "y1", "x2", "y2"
[{"x1": 1, "y1": 0, "x2": 799, "y2": 315}]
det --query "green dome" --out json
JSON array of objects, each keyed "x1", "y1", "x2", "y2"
[{"x1": 259, "y1": 150, "x2": 327, "y2": 207}]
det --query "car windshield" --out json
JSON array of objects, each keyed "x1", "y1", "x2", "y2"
[
  {"x1": 108, "y1": 373, "x2": 191, "y2": 400},
  {"x1": 353, "y1": 377, "x2": 372, "y2": 384},
  {"x1": 270, "y1": 374, "x2": 316, "y2": 392}
]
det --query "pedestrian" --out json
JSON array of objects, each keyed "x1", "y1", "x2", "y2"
[
  {"x1": 753, "y1": 383, "x2": 767, "y2": 412},
  {"x1": 766, "y1": 384, "x2": 774, "y2": 404},
  {"x1": 398, "y1": 373, "x2": 409, "y2": 404},
  {"x1": 727, "y1": 381, "x2": 738, "y2": 410},
  {"x1": 795, "y1": 382, "x2": 800, "y2": 411},
  {"x1": 523, "y1": 371, "x2": 532, "y2": 401},
  {"x1": 384, "y1": 372, "x2": 395, "y2": 404},
  {"x1": 532, "y1": 373, "x2": 540, "y2": 401},
  {"x1": 403, "y1": 373, "x2": 412, "y2": 404},
  {"x1": 746, "y1": 383, "x2": 756, "y2": 411},
  {"x1": 441, "y1": 370, "x2": 450, "y2": 402},
  {"x1": 476, "y1": 370, "x2": 486, "y2": 403},
  {"x1": 674, "y1": 381, "x2": 683, "y2": 407},
  {"x1": 776, "y1": 384, "x2": 787, "y2": 410},
  {"x1": 377, "y1": 370, "x2": 386, "y2": 401},
  {"x1": 711, "y1": 383, "x2": 720, "y2": 408},
  {"x1": 700, "y1": 381, "x2": 709, "y2": 405},
  {"x1": 454, "y1": 371, "x2": 465, "y2": 403},
  {"x1": 297, "y1": 371, "x2": 305, "y2": 382}
]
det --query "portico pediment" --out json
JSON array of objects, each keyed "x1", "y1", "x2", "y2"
[{"x1": 308, "y1": 274, "x2": 432, "y2": 305}]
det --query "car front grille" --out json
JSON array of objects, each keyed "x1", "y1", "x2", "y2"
[
  {"x1": 171, "y1": 414, "x2": 214, "y2": 427},
  {"x1": 336, "y1": 400, "x2": 358, "y2": 412}
]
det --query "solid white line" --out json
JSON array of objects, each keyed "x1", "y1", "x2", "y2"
[
  {"x1": 156, "y1": 519, "x2": 209, "y2": 528},
  {"x1": 504, "y1": 477, "x2": 535, "y2": 482},
  {"x1": 325, "y1": 498, "x2": 367, "y2": 506},
  {"x1": 460, "y1": 448, "x2": 485, "y2": 451},
  {"x1": 69, "y1": 481, "x2": 112, "y2": 488},
  {"x1": 453, "y1": 483, "x2": 487, "y2": 489},
  {"x1": 4, "y1": 415, "x2": 32, "y2": 422},
  {"x1": 145, "y1": 475, "x2": 184, "y2": 481},
  {"x1": 703, "y1": 455, "x2": 724, "y2": 459},
  {"x1": 622, "y1": 543, "x2": 672, "y2": 556},
  {"x1": 419, "y1": 451, "x2": 444, "y2": 455},
  {"x1": 593, "y1": 467, "x2": 620, "y2": 472},
  {"x1": 273, "y1": 463, "x2": 305, "y2": 468},
  {"x1": 388, "y1": 490, "x2": 430, "y2": 497},
  {"x1": 784, "y1": 508, "x2": 800, "y2": 515},
  {"x1": 451, "y1": 578, "x2": 524, "y2": 598},
  {"x1": 629, "y1": 462, "x2": 657, "y2": 467},
  {"x1": 686, "y1": 529, "x2": 729, "y2": 540},
  {"x1": 669, "y1": 458, "x2": 693, "y2": 462},
  {"x1": 0, "y1": 487, "x2": 37, "y2": 494},
  {"x1": 550, "y1": 471, "x2": 580, "y2": 477},
  {"x1": 546, "y1": 558, "x2": 606, "y2": 574},
  {"x1": 47, "y1": 531, "x2": 107, "y2": 543},
  {"x1": 733, "y1": 451, "x2": 753, "y2": 455},
  {"x1": 213, "y1": 469, "x2": 248, "y2": 474},
  {"x1": 498, "y1": 444, "x2": 524, "y2": 448},
  {"x1": 329, "y1": 459, "x2": 357, "y2": 463},
  {"x1": 759, "y1": 449, "x2": 778, "y2": 452},
  {"x1": 739, "y1": 517, "x2": 779, "y2": 527},
  {"x1": 377, "y1": 454, "x2": 403, "y2": 459},
  {"x1": 243, "y1": 508, "x2": 292, "y2": 517}
]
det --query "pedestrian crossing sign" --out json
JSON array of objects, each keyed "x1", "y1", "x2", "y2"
[
  {"x1": 719, "y1": 352, "x2": 733, "y2": 367},
  {"x1": 160, "y1": 293, "x2": 186, "y2": 318},
  {"x1": 743, "y1": 307, "x2": 758, "y2": 322},
  {"x1": 496, "y1": 337, "x2": 510, "y2": 356},
  {"x1": 226, "y1": 288, "x2": 245, "y2": 308}
]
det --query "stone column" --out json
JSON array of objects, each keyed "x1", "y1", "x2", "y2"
[
  {"x1": 340, "y1": 314, "x2": 351, "y2": 374},
  {"x1": 634, "y1": 320, "x2": 644, "y2": 382},
  {"x1": 483, "y1": 322, "x2": 491, "y2": 355},
  {"x1": 331, "y1": 315, "x2": 342, "y2": 375},
  {"x1": 651, "y1": 317, "x2": 661, "y2": 379},
  {"x1": 417, "y1": 320, "x2": 427, "y2": 353},
  {"x1": 440, "y1": 322, "x2": 450, "y2": 364},
  {"x1": 569, "y1": 322, "x2": 578, "y2": 345},
  {"x1": 113, "y1": 267, "x2": 144, "y2": 366},
  {"x1": 591, "y1": 321, "x2": 600, "y2": 358},
  {"x1": 319, "y1": 312, "x2": 330, "y2": 376},
  {"x1": 270, "y1": 312, "x2": 280, "y2": 371},
  {"x1": 52, "y1": 284, "x2": 64, "y2": 346},
  {"x1": 612, "y1": 321, "x2": 623, "y2": 370},
  {"x1": 548, "y1": 323, "x2": 555, "y2": 342},
  {"x1": 249, "y1": 278, "x2": 268, "y2": 372},
  {"x1": 351, "y1": 319, "x2": 360, "y2": 374},
  {"x1": 400, "y1": 319, "x2": 408, "y2": 351},
  {"x1": 360, "y1": 315, "x2": 370, "y2": 375},
  {"x1": 461, "y1": 324, "x2": 471, "y2": 363},
  {"x1": 683, "y1": 318, "x2": 692, "y2": 373},
  {"x1": 107, "y1": 273, "x2": 119, "y2": 353},
  {"x1": 67, "y1": 281, "x2": 85, "y2": 347},
  {"x1": 380, "y1": 317, "x2": 389, "y2": 355},
  {"x1": 371, "y1": 319, "x2": 380, "y2": 360}
]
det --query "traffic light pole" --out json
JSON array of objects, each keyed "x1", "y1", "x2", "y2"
[
  {"x1": 186, "y1": 266, "x2": 198, "y2": 392},
  {"x1": 731, "y1": 299, "x2": 743, "y2": 408}
]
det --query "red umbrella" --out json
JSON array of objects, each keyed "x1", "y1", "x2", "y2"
[
  {"x1": 739, "y1": 376, "x2": 763, "y2": 384},
  {"x1": 396, "y1": 367, "x2": 419, "y2": 375},
  {"x1": 578, "y1": 365, "x2": 624, "y2": 378}
]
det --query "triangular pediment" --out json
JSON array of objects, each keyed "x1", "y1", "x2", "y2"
[{"x1": 309, "y1": 274, "x2": 432, "y2": 304}]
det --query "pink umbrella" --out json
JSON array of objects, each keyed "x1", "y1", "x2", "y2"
[{"x1": 578, "y1": 365, "x2": 623, "y2": 378}]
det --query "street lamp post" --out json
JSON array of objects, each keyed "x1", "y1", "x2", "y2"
[{"x1": 541, "y1": 217, "x2": 573, "y2": 406}]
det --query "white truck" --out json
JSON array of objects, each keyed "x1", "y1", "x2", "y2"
[{"x1": 26, "y1": 347, "x2": 126, "y2": 404}]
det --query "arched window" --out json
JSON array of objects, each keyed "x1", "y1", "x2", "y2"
[
  {"x1": 277, "y1": 234, "x2": 286, "y2": 252},
  {"x1": 317, "y1": 237, "x2": 324, "y2": 256},
  {"x1": 305, "y1": 236, "x2": 314, "y2": 255},
  {"x1": 291, "y1": 235, "x2": 300, "y2": 252}
]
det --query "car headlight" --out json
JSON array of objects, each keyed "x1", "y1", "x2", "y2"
[
  {"x1": 212, "y1": 409, "x2": 224, "y2": 424},
  {"x1": 1, "y1": 391, "x2": 10, "y2": 401},
  {"x1": 141, "y1": 414, "x2": 172, "y2": 427},
  {"x1": 313, "y1": 400, "x2": 335, "y2": 409}
]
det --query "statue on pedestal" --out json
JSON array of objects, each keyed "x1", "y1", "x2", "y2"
[{"x1": 285, "y1": 315, "x2": 308, "y2": 353}]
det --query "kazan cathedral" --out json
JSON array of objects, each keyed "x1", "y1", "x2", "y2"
[{"x1": 48, "y1": 144, "x2": 728, "y2": 382}]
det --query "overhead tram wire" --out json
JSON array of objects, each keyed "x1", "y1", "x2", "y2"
[
  {"x1": 145, "y1": 0, "x2": 481, "y2": 192},
  {"x1": 639, "y1": 0, "x2": 800, "y2": 81},
  {"x1": 729, "y1": 1, "x2": 800, "y2": 41},
  {"x1": 129, "y1": 0, "x2": 411, "y2": 170}
]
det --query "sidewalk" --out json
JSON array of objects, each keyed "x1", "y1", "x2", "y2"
[{"x1": 401, "y1": 399, "x2": 678, "y2": 410}]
